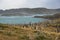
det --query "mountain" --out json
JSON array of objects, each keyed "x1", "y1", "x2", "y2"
[{"x1": 0, "y1": 8, "x2": 60, "y2": 16}]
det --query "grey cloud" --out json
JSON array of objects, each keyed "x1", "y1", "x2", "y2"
[{"x1": 0, "y1": 0, "x2": 60, "y2": 9}]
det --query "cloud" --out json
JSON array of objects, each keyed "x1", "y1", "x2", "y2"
[
  {"x1": 23, "y1": 0, "x2": 60, "y2": 9},
  {"x1": 0, "y1": 0, "x2": 60, "y2": 9},
  {"x1": 23, "y1": 0, "x2": 48, "y2": 8},
  {"x1": 43, "y1": 0, "x2": 60, "y2": 8},
  {"x1": 0, "y1": 0, "x2": 27, "y2": 9}
]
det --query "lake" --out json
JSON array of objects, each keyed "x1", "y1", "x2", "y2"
[
  {"x1": 0, "y1": 16, "x2": 47, "y2": 24},
  {"x1": 0, "y1": 13, "x2": 53, "y2": 24}
]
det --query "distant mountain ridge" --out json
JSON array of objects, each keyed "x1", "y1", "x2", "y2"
[{"x1": 0, "y1": 8, "x2": 60, "y2": 16}]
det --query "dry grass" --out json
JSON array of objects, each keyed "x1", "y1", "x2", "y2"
[{"x1": 0, "y1": 19, "x2": 60, "y2": 40}]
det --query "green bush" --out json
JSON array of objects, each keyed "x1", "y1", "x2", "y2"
[{"x1": 0, "y1": 24, "x2": 8, "y2": 30}]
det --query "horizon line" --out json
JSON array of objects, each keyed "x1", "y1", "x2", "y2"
[{"x1": 0, "y1": 7, "x2": 60, "y2": 10}]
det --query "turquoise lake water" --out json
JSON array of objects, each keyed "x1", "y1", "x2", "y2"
[
  {"x1": 0, "y1": 13, "x2": 53, "y2": 24},
  {"x1": 0, "y1": 16, "x2": 46, "y2": 24}
]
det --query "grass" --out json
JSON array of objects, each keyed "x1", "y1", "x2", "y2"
[{"x1": 0, "y1": 18, "x2": 60, "y2": 40}]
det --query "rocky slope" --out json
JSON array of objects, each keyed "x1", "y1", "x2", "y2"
[{"x1": 0, "y1": 8, "x2": 60, "y2": 16}]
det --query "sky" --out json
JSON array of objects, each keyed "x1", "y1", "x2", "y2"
[{"x1": 0, "y1": 0, "x2": 60, "y2": 10}]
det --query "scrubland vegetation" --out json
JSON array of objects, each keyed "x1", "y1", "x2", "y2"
[{"x1": 0, "y1": 18, "x2": 60, "y2": 40}]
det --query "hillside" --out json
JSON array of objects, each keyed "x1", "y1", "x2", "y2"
[
  {"x1": 0, "y1": 18, "x2": 60, "y2": 40},
  {"x1": 0, "y1": 8, "x2": 60, "y2": 16}
]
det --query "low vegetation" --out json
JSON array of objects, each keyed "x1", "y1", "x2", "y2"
[{"x1": 0, "y1": 18, "x2": 60, "y2": 40}]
